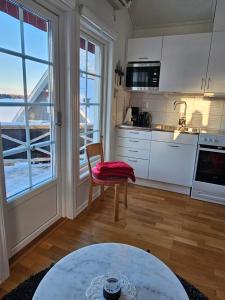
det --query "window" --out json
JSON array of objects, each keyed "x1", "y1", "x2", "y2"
[
  {"x1": 0, "y1": 0, "x2": 56, "y2": 200},
  {"x1": 79, "y1": 35, "x2": 103, "y2": 166}
]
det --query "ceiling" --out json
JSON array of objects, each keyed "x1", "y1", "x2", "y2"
[{"x1": 129, "y1": 0, "x2": 216, "y2": 30}]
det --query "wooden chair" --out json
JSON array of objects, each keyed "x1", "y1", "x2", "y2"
[{"x1": 86, "y1": 141, "x2": 128, "y2": 221}]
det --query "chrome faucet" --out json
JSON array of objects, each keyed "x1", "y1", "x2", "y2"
[{"x1": 173, "y1": 100, "x2": 187, "y2": 127}]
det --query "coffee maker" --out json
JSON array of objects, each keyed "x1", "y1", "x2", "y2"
[
  {"x1": 123, "y1": 106, "x2": 139, "y2": 126},
  {"x1": 137, "y1": 112, "x2": 152, "y2": 127}
]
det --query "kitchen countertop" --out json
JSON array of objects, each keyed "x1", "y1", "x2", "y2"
[
  {"x1": 117, "y1": 124, "x2": 225, "y2": 136},
  {"x1": 118, "y1": 124, "x2": 199, "y2": 135}
]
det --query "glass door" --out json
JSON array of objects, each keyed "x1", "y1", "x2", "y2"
[{"x1": 0, "y1": 0, "x2": 58, "y2": 201}]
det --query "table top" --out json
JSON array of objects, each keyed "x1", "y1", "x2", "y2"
[{"x1": 33, "y1": 243, "x2": 188, "y2": 300}]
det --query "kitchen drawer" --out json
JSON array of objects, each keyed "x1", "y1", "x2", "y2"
[
  {"x1": 117, "y1": 129, "x2": 151, "y2": 140},
  {"x1": 117, "y1": 155, "x2": 149, "y2": 179},
  {"x1": 117, "y1": 137, "x2": 151, "y2": 150},
  {"x1": 116, "y1": 146, "x2": 150, "y2": 159},
  {"x1": 151, "y1": 130, "x2": 198, "y2": 145}
]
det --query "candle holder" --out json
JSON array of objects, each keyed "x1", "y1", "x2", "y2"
[{"x1": 103, "y1": 276, "x2": 121, "y2": 300}]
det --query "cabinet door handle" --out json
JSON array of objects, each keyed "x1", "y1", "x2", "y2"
[
  {"x1": 207, "y1": 78, "x2": 211, "y2": 90},
  {"x1": 168, "y1": 145, "x2": 180, "y2": 148},
  {"x1": 128, "y1": 159, "x2": 137, "y2": 162},
  {"x1": 129, "y1": 140, "x2": 139, "y2": 143},
  {"x1": 138, "y1": 57, "x2": 148, "y2": 60},
  {"x1": 129, "y1": 131, "x2": 139, "y2": 134},
  {"x1": 128, "y1": 150, "x2": 138, "y2": 153}
]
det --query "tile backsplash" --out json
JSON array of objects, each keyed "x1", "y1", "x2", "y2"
[{"x1": 131, "y1": 93, "x2": 225, "y2": 130}]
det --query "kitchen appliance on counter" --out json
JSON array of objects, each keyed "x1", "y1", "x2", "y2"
[
  {"x1": 123, "y1": 106, "x2": 139, "y2": 126},
  {"x1": 137, "y1": 112, "x2": 152, "y2": 127},
  {"x1": 123, "y1": 107, "x2": 152, "y2": 128},
  {"x1": 191, "y1": 131, "x2": 225, "y2": 205},
  {"x1": 126, "y1": 61, "x2": 160, "y2": 91}
]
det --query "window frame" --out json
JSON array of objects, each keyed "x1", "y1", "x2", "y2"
[
  {"x1": 0, "y1": 0, "x2": 59, "y2": 201},
  {"x1": 79, "y1": 31, "x2": 105, "y2": 173}
]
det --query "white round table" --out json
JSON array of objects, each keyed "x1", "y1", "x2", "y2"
[{"x1": 33, "y1": 243, "x2": 188, "y2": 300}]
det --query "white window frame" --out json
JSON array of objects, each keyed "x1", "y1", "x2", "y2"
[
  {"x1": 79, "y1": 26, "x2": 107, "y2": 180},
  {"x1": 0, "y1": 0, "x2": 59, "y2": 201},
  {"x1": 79, "y1": 32, "x2": 104, "y2": 169}
]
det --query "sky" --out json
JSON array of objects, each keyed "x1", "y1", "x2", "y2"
[
  {"x1": 0, "y1": 9, "x2": 100, "y2": 126},
  {"x1": 0, "y1": 10, "x2": 48, "y2": 95}
]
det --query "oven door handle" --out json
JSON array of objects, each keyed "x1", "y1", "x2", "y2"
[{"x1": 199, "y1": 147, "x2": 225, "y2": 154}]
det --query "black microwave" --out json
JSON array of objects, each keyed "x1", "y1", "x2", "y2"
[{"x1": 126, "y1": 61, "x2": 160, "y2": 91}]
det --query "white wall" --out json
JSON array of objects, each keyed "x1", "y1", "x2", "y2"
[
  {"x1": 76, "y1": 1, "x2": 133, "y2": 214},
  {"x1": 131, "y1": 93, "x2": 225, "y2": 130}
]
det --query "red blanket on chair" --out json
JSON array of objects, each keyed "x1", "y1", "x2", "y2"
[{"x1": 92, "y1": 161, "x2": 136, "y2": 182}]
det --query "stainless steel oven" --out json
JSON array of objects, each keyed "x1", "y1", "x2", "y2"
[
  {"x1": 126, "y1": 61, "x2": 160, "y2": 91},
  {"x1": 191, "y1": 133, "x2": 225, "y2": 204}
]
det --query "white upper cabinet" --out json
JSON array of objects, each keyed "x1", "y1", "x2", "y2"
[
  {"x1": 159, "y1": 33, "x2": 211, "y2": 93},
  {"x1": 213, "y1": 0, "x2": 225, "y2": 32},
  {"x1": 205, "y1": 32, "x2": 225, "y2": 94},
  {"x1": 127, "y1": 37, "x2": 163, "y2": 62}
]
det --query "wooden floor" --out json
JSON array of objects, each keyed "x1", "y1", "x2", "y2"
[{"x1": 1, "y1": 184, "x2": 225, "y2": 299}]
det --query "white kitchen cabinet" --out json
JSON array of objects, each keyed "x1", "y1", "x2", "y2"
[
  {"x1": 149, "y1": 139, "x2": 197, "y2": 187},
  {"x1": 117, "y1": 129, "x2": 151, "y2": 140},
  {"x1": 117, "y1": 156, "x2": 149, "y2": 179},
  {"x1": 116, "y1": 129, "x2": 151, "y2": 179},
  {"x1": 117, "y1": 146, "x2": 150, "y2": 160},
  {"x1": 159, "y1": 33, "x2": 211, "y2": 93},
  {"x1": 127, "y1": 37, "x2": 163, "y2": 62},
  {"x1": 205, "y1": 32, "x2": 225, "y2": 94},
  {"x1": 151, "y1": 131, "x2": 198, "y2": 146},
  {"x1": 117, "y1": 137, "x2": 151, "y2": 150}
]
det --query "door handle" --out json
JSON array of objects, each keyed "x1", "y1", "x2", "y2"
[
  {"x1": 55, "y1": 111, "x2": 62, "y2": 127},
  {"x1": 129, "y1": 140, "x2": 139, "y2": 143},
  {"x1": 129, "y1": 131, "x2": 139, "y2": 134},
  {"x1": 138, "y1": 57, "x2": 148, "y2": 60},
  {"x1": 128, "y1": 150, "x2": 138, "y2": 152},
  {"x1": 128, "y1": 159, "x2": 137, "y2": 162}
]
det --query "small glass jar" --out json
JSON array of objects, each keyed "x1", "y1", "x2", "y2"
[{"x1": 103, "y1": 274, "x2": 121, "y2": 300}]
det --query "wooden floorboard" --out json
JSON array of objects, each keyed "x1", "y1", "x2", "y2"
[{"x1": 1, "y1": 184, "x2": 225, "y2": 299}]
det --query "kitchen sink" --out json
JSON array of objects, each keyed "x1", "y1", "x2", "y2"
[{"x1": 152, "y1": 124, "x2": 200, "y2": 134}]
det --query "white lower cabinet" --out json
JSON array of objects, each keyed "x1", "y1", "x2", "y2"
[
  {"x1": 149, "y1": 141, "x2": 197, "y2": 187},
  {"x1": 116, "y1": 129, "x2": 151, "y2": 179},
  {"x1": 116, "y1": 129, "x2": 198, "y2": 188},
  {"x1": 116, "y1": 156, "x2": 149, "y2": 179}
]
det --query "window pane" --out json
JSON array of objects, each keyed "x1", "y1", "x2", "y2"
[
  {"x1": 80, "y1": 104, "x2": 86, "y2": 130},
  {"x1": 28, "y1": 105, "x2": 51, "y2": 143},
  {"x1": 0, "y1": 106, "x2": 26, "y2": 144},
  {"x1": 4, "y1": 152, "x2": 30, "y2": 198},
  {"x1": 26, "y1": 60, "x2": 49, "y2": 102},
  {"x1": 80, "y1": 73, "x2": 86, "y2": 104},
  {"x1": 87, "y1": 105, "x2": 100, "y2": 132},
  {"x1": 0, "y1": 9, "x2": 21, "y2": 52},
  {"x1": 87, "y1": 75, "x2": 100, "y2": 104},
  {"x1": 0, "y1": 53, "x2": 24, "y2": 103},
  {"x1": 23, "y1": 10, "x2": 48, "y2": 61},
  {"x1": 86, "y1": 131, "x2": 100, "y2": 145},
  {"x1": 80, "y1": 37, "x2": 86, "y2": 72},
  {"x1": 87, "y1": 41, "x2": 101, "y2": 75},
  {"x1": 0, "y1": 106, "x2": 28, "y2": 198},
  {"x1": 31, "y1": 145, "x2": 53, "y2": 186}
]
